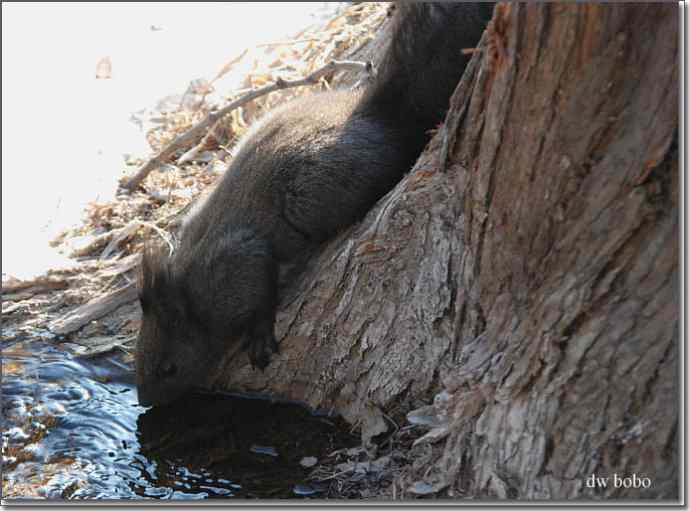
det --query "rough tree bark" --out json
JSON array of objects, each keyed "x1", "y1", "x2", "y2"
[{"x1": 206, "y1": 3, "x2": 679, "y2": 499}]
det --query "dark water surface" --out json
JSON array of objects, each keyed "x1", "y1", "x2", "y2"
[{"x1": 2, "y1": 338, "x2": 357, "y2": 500}]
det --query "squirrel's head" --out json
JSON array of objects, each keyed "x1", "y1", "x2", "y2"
[
  {"x1": 135, "y1": 232, "x2": 276, "y2": 407},
  {"x1": 135, "y1": 244, "x2": 221, "y2": 407}
]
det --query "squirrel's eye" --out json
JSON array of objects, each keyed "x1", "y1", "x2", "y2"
[{"x1": 160, "y1": 362, "x2": 177, "y2": 378}]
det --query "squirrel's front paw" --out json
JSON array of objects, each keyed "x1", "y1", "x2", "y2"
[{"x1": 245, "y1": 321, "x2": 279, "y2": 370}]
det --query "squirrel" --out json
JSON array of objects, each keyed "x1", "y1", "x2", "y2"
[{"x1": 136, "y1": 2, "x2": 494, "y2": 407}]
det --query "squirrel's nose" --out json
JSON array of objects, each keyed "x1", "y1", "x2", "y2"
[{"x1": 137, "y1": 384, "x2": 154, "y2": 407}]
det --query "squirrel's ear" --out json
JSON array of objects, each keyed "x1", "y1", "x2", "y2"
[
  {"x1": 140, "y1": 243, "x2": 172, "y2": 294},
  {"x1": 139, "y1": 245, "x2": 160, "y2": 314}
]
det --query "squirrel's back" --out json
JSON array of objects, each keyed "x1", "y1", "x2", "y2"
[
  {"x1": 180, "y1": 2, "x2": 495, "y2": 254},
  {"x1": 136, "y1": 2, "x2": 495, "y2": 406}
]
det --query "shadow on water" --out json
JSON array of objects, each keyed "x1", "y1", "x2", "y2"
[{"x1": 1, "y1": 339, "x2": 357, "y2": 500}]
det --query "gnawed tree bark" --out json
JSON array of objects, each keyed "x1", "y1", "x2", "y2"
[{"x1": 206, "y1": 3, "x2": 679, "y2": 499}]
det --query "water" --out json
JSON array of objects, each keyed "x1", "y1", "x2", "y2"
[{"x1": 2, "y1": 338, "x2": 357, "y2": 500}]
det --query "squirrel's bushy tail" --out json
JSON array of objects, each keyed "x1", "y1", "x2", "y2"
[{"x1": 356, "y1": 2, "x2": 494, "y2": 156}]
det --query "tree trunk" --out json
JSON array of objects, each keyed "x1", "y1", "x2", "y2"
[{"x1": 206, "y1": 3, "x2": 679, "y2": 499}]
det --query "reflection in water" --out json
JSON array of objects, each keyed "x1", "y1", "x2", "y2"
[
  {"x1": 1, "y1": 340, "x2": 356, "y2": 499},
  {"x1": 136, "y1": 393, "x2": 354, "y2": 498}
]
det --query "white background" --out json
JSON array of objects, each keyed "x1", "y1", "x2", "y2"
[{"x1": 2, "y1": 2, "x2": 337, "y2": 278}]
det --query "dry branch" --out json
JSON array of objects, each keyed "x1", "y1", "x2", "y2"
[
  {"x1": 120, "y1": 59, "x2": 372, "y2": 192},
  {"x1": 256, "y1": 38, "x2": 320, "y2": 48},
  {"x1": 2, "y1": 274, "x2": 69, "y2": 294},
  {"x1": 2, "y1": 281, "x2": 69, "y2": 302},
  {"x1": 176, "y1": 122, "x2": 225, "y2": 165},
  {"x1": 48, "y1": 283, "x2": 138, "y2": 335}
]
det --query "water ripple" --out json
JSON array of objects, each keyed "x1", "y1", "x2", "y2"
[{"x1": 2, "y1": 339, "x2": 356, "y2": 500}]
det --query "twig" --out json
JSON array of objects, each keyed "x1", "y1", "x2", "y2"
[
  {"x1": 177, "y1": 121, "x2": 225, "y2": 165},
  {"x1": 120, "y1": 59, "x2": 372, "y2": 191},
  {"x1": 256, "y1": 38, "x2": 320, "y2": 48}
]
